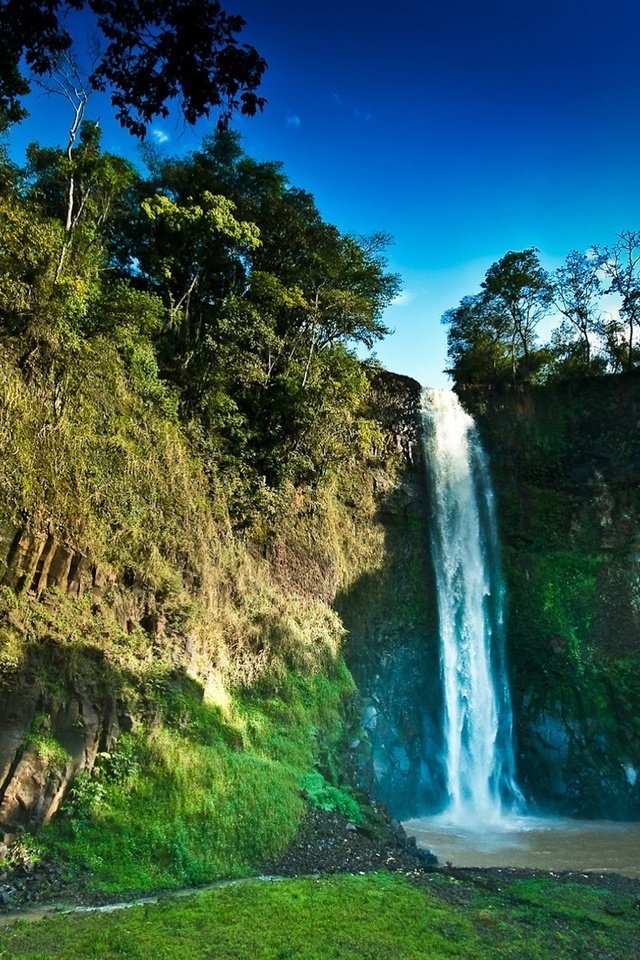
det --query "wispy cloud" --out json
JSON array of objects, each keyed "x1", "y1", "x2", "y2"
[
  {"x1": 392, "y1": 290, "x2": 415, "y2": 307},
  {"x1": 329, "y1": 91, "x2": 373, "y2": 124},
  {"x1": 353, "y1": 107, "x2": 373, "y2": 123},
  {"x1": 285, "y1": 113, "x2": 302, "y2": 129},
  {"x1": 152, "y1": 128, "x2": 170, "y2": 144}
]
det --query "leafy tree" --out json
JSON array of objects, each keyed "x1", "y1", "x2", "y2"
[
  {"x1": 0, "y1": 195, "x2": 65, "y2": 337},
  {"x1": 119, "y1": 132, "x2": 399, "y2": 488},
  {"x1": 139, "y1": 189, "x2": 260, "y2": 336},
  {"x1": 481, "y1": 248, "x2": 553, "y2": 379},
  {"x1": 0, "y1": 0, "x2": 266, "y2": 135},
  {"x1": 0, "y1": 134, "x2": 18, "y2": 193},
  {"x1": 2, "y1": 111, "x2": 397, "y2": 521},
  {"x1": 442, "y1": 294, "x2": 511, "y2": 385},
  {"x1": 27, "y1": 120, "x2": 137, "y2": 283},
  {"x1": 594, "y1": 231, "x2": 640, "y2": 372},
  {"x1": 0, "y1": 188, "x2": 106, "y2": 417},
  {"x1": 442, "y1": 248, "x2": 553, "y2": 385},
  {"x1": 551, "y1": 250, "x2": 605, "y2": 377}
]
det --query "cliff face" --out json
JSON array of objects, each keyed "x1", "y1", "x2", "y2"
[
  {"x1": 460, "y1": 375, "x2": 640, "y2": 818},
  {"x1": 0, "y1": 524, "x2": 113, "y2": 845},
  {"x1": 6, "y1": 365, "x2": 638, "y2": 867},
  {"x1": 338, "y1": 374, "x2": 443, "y2": 819},
  {"x1": 0, "y1": 521, "x2": 183, "y2": 848}
]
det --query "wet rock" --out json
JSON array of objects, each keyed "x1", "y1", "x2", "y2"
[{"x1": 417, "y1": 847, "x2": 439, "y2": 865}]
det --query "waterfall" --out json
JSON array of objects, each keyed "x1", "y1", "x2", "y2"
[{"x1": 421, "y1": 388, "x2": 522, "y2": 826}]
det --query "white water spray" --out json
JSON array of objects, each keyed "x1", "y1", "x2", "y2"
[{"x1": 421, "y1": 388, "x2": 522, "y2": 826}]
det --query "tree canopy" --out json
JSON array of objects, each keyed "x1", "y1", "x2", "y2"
[
  {"x1": 0, "y1": 0, "x2": 266, "y2": 135},
  {"x1": 442, "y1": 240, "x2": 640, "y2": 386},
  {"x1": 0, "y1": 121, "x2": 399, "y2": 529},
  {"x1": 443, "y1": 249, "x2": 553, "y2": 385}
]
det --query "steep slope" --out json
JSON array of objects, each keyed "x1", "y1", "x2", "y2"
[{"x1": 0, "y1": 338, "x2": 413, "y2": 889}]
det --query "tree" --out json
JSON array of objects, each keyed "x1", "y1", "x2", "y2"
[
  {"x1": 0, "y1": 0, "x2": 266, "y2": 136},
  {"x1": 28, "y1": 120, "x2": 136, "y2": 277},
  {"x1": 106, "y1": 131, "x2": 399, "y2": 492},
  {"x1": 442, "y1": 248, "x2": 553, "y2": 386},
  {"x1": 481, "y1": 248, "x2": 553, "y2": 380},
  {"x1": 551, "y1": 250, "x2": 604, "y2": 376},
  {"x1": 139, "y1": 188, "x2": 260, "y2": 339},
  {"x1": 594, "y1": 231, "x2": 640, "y2": 373},
  {"x1": 442, "y1": 294, "x2": 512, "y2": 385}
]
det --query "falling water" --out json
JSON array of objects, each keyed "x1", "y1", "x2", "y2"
[{"x1": 421, "y1": 388, "x2": 522, "y2": 826}]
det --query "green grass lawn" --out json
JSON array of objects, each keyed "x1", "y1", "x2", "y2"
[{"x1": 1, "y1": 872, "x2": 637, "y2": 960}]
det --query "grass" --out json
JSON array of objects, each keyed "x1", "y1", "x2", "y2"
[
  {"x1": 42, "y1": 663, "x2": 359, "y2": 893},
  {"x1": 1, "y1": 872, "x2": 638, "y2": 960}
]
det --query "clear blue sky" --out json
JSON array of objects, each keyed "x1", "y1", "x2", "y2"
[{"x1": 9, "y1": 0, "x2": 640, "y2": 386}]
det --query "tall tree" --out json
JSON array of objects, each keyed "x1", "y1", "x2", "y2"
[
  {"x1": 442, "y1": 293, "x2": 511, "y2": 385},
  {"x1": 110, "y1": 132, "x2": 399, "y2": 491},
  {"x1": 594, "y1": 231, "x2": 640, "y2": 373},
  {"x1": 0, "y1": 0, "x2": 266, "y2": 135},
  {"x1": 552, "y1": 250, "x2": 604, "y2": 375},
  {"x1": 481, "y1": 248, "x2": 553, "y2": 380},
  {"x1": 442, "y1": 248, "x2": 553, "y2": 385}
]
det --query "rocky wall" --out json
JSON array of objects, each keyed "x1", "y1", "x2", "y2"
[
  {"x1": 459, "y1": 374, "x2": 640, "y2": 818},
  {"x1": 338, "y1": 374, "x2": 444, "y2": 818},
  {"x1": 0, "y1": 523, "x2": 168, "y2": 851}
]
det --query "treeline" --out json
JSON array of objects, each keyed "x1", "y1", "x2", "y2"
[
  {"x1": 0, "y1": 121, "x2": 399, "y2": 533},
  {"x1": 442, "y1": 239, "x2": 640, "y2": 386}
]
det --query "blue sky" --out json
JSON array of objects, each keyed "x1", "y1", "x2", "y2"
[{"x1": 8, "y1": 0, "x2": 640, "y2": 386}]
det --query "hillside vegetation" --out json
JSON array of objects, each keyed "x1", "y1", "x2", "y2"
[{"x1": 0, "y1": 125, "x2": 404, "y2": 891}]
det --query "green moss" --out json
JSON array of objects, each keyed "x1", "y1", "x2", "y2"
[
  {"x1": 42, "y1": 663, "x2": 359, "y2": 892},
  {"x1": 2, "y1": 873, "x2": 638, "y2": 960},
  {"x1": 19, "y1": 712, "x2": 72, "y2": 773},
  {"x1": 470, "y1": 378, "x2": 640, "y2": 814},
  {"x1": 299, "y1": 771, "x2": 362, "y2": 822}
]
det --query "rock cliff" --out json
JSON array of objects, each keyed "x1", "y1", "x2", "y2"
[{"x1": 460, "y1": 375, "x2": 640, "y2": 818}]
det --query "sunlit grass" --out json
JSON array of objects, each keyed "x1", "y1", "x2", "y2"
[
  {"x1": 2, "y1": 873, "x2": 637, "y2": 960},
  {"x1": 43, "y1": 664, "x2": 357, "y2": 893}
]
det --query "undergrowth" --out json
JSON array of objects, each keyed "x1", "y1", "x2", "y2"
[{"x1": 42, "y1": 662, "x2": 359, "y2": 892}]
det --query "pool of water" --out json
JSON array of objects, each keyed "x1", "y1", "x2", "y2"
[{"x1": 403, "y1": 815, "x2": 640, "y2": 878}]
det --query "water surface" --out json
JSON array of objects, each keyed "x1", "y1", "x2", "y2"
[{"x1": 404, "y1": 815, "x2": 640, "y2": 878}]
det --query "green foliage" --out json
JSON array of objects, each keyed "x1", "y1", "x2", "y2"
[
  {"x1": 551, "y1": 250, "x2": 604, "y2": 377},
  {"x1": 518, "y1": 551, "x2": 601, "y2": 671},
  {"x1": 44, "y1": 665, "x2": 356, "y2": 891},
  {"x1": 471, "y1": 378, "x2": 640, "y2": 814},
  {"x1": 299, "y1": 771, "x2": 362, "y2": 822},
  {"x1": 2, "y1": 872, "x2": 638, "y2": 960},
  {"x1": 0, "y1": 97, "x2": 398, "y2": 898},
  {"x1": 442, "y1": 238, "x2": 640, "y2": 385},
  {"x1": 443, "y1": 294, "x2": 512, "y2": 385},
  {"x1": 27, "y1": 712, "x2": 72, "y2": 770},
  {"x1": 0, "y1": 120, "x2": 395, "y2": 541},
  {"x1": 0, "y1": 831, "x2": 44, "y2": 871},
  {"x1": 0, "y1": 0, "x2": 266, "y2": 138},
  {"x1": 443, "y1": 249, "x2": 554, "y2": 386},
  {"x1": 0, "y1": 194, "x2": 67, "y2": 335},
  {"x1": 593, "y1": 231, "x2": 640, "y2": 373},
  {"x1": 0, "y1": 341, "x2": 209, "y2": 579}
]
